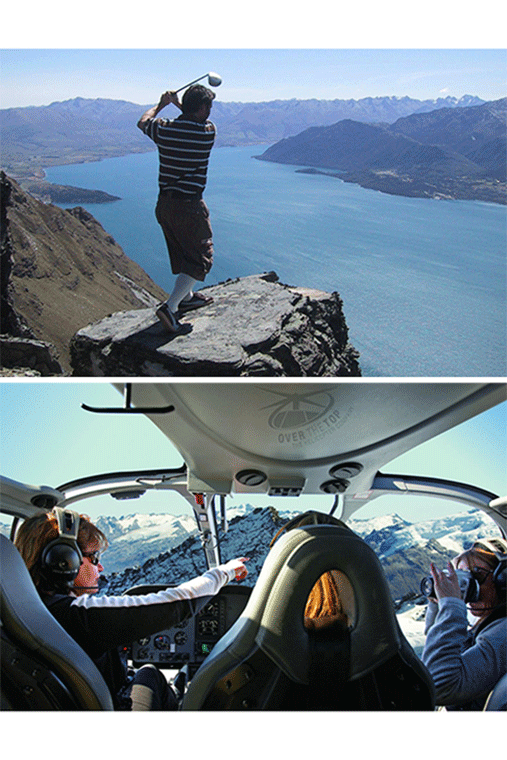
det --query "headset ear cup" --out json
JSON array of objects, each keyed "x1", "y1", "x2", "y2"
[
  {"x1": 41, "y1": 540, "x2": 83, "y2": 585},
  {"x1": 41, "y1": 509, "x2": 82, "y2": 589}
]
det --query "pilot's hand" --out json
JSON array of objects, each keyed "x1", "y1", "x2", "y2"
[{"x1": 221, "y1": 557, "x2": 249, "y2": 582}]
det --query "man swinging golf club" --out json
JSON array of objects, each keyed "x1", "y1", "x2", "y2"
[{"x1": 137, "y1": 74, "x2": 221, "y2": 335}]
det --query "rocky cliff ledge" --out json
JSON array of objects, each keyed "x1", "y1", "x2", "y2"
[
  {"x1": 1, "y1": 172, "x2": 168, "y2": 373},
  {"x1": 70, "y1": 272, "x2": 361, "y2": 377}
]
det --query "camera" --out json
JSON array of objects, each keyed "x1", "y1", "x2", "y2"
[{"x1": 420, "y1": 568, "x2": 480, "y2": 603}]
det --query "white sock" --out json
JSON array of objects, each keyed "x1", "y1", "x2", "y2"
[{"x1": 166, "y1": 274, "x2": 198, "y2": 313}]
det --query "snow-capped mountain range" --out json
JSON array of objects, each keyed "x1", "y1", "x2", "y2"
[
  {"x1": 95, "y1": 511, "x2": 198, "y2": 574},
  {"x1": 99, "y1": 504, "x2": 499, "y2": 599}
]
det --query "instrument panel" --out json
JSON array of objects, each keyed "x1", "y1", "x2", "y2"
[{"x1": 124, "y1": 584, "x2": 251, "y2": 672}]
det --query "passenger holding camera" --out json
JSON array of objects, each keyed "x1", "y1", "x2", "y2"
[{"x1": 422, "y1": 538, "x2": 507, "y2": 710}]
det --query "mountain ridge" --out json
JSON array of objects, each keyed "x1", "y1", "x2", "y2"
[
  {"x1": 1, "y1": 94, "x2": 487, "y2": 182},
  {"x1": 1, "y1": 172, "x2": 169, "y2": 373}
]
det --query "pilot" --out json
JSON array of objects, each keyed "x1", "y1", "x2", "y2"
[
  {"x1": 422, "y1": 537, "x2": 507, "y2": 710},
  {"x1": 15, "y1": 510, "x2": 248, "y2": 710}
]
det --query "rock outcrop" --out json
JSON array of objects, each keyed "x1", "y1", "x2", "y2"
[
  {"x1": 70, "y1": 272, "x2": 361, "y2": 377},
  {"x1": 1, "y1": 172, "x2": 168, "y2": 373},
  {"x1": 0, "y1": 335, "x2": 64, "y2": 376}
]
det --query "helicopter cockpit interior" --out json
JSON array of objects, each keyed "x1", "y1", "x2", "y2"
[{"x1": 1, "y1": 381, "x2": 506, "y2": 710}]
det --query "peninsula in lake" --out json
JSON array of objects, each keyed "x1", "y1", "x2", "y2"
[
  {"x1": 20, "y1": 179, "x2": 121, "y2": 204},
  {"x1": 256, "y1": 98, "x2": 507, "y2": 204}
]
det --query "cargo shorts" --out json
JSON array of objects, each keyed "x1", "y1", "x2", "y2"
[{"x1": 155, "y1": 191, "x2": 214, "y2": 282}]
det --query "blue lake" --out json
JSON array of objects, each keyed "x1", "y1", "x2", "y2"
[{"x1": 45, "y1": 146, "x2": 507, "y2": 377}]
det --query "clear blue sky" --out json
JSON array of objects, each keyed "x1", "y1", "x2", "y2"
[
  {"x1": 1, "y1": 48, "x2": 505, "y2": 109},
  {"x1": 1, "y1": 381, "x2": 505, "y2": 525}
]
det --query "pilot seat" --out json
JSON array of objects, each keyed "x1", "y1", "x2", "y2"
[{"x1": 0, "y1": 533, "x2": 114, "y2": 710}]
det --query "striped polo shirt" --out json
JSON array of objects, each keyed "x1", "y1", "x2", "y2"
[{"x1": 140, "y1": 114, "x2": 216, "y2": 196}]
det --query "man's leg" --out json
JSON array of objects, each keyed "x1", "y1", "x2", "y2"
[
  {"x1": 170, "y1": 198, "x2": 214, "y2": 282},
  {"x1": 167, "y1": 199, "x2": 214, "y2": 313},
  {"x1": 165, "y1": 273, "x2": 198, "y2": 313},
  {"x1": 155, "y1": 195, "x2": 194, "y2": 333},
  {"x1": 154, "y1": 195, "x2": 213, "y2": 332}
]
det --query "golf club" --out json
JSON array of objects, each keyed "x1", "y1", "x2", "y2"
[{"x1": 174, "y1": 72, "x2": 222, "y2": 94}]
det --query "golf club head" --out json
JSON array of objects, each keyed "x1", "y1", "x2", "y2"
[
  {"x1": 175, "y1": 72, "x2": 222, "y2": 94},
  {"x1": 207, "y1": 72, "x2": 222, "y2": 87}
]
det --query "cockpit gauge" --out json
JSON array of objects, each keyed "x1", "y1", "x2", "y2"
[
  {"x1": 154, "y1": 634, "x2": 171, "y2": 650},
  {"x1": 198, "y1": 618, "x2": 219, "y2": 635},
  {"x1": 126, "y1": 584, "x2": 251, "y2": 672}
]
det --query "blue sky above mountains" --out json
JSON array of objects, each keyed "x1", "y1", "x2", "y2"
[{"x1": 1, "y1": 48, "x2": 505, "y2": 110}]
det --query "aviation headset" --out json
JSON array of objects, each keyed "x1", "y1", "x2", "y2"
[
  {"x1": 41, "y1": 507, "x2": 83, "y2": 590},
  {"x1": 474, "y1": 538, "x2": 507, "y2": 599}
]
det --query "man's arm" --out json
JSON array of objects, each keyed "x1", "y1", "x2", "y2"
[{"x1": 137, "y1": 91, "x2": 182, "y2": 130}]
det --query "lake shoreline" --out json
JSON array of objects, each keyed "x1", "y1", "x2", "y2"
[
  {"x1": 12, "y1": 141, "x2": 505, "y2": 206},
  {"x1": 286, "y1": 165, "x2": 506, "y2": 206}
]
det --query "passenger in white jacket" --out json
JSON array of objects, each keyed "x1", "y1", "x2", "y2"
[{"x1": 422, "y1": 538, "x2": 506, "y2": 710}]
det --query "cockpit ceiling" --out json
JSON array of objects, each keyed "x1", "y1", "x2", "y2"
[{"x1": 114, "y1": 383, "x2": 506, "y2": 497}]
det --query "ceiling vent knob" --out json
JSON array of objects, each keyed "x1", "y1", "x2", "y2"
[
  {"x1": 329, "y1": 462, "x2": 363, "y2": 479},
  {"x1": 235, "y1": 470, "x2": 268, "y2": 487},
  {"x1": 320, "y1": 478, "x2": 350, "y2": 494},
  {"x1": 31, "y1": 494, "x2": 59, "y2": 509}
]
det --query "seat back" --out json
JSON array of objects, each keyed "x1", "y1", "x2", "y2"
[
  {"x1": 182, "y1": 523, "x2": 434, "y2": 710},
  {"x1": 0, "y1": 534, "x2": 113, "y2": 710}
]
